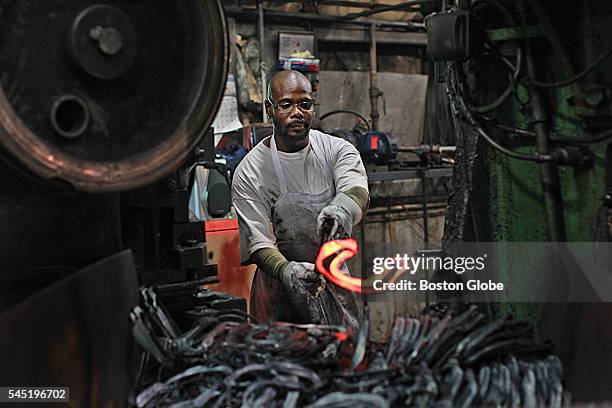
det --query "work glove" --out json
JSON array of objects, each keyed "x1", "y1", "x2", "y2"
[
  {"x1": 316, "y1": 204, "x2": 353, "y2": 241},
  {"x1": 281, "y1": 261, "x2": 324, "y2": 295}
]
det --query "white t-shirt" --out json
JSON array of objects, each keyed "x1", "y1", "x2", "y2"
[{"x1": 232, "y1": 129, "x2": 368, "y2": 264}]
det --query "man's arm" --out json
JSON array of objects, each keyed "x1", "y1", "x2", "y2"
[
  {"x1": 317, "y1": 139, "x2": 369, "y2": 238},
  {"x1": 251, "y1": 247, "x2": 288, "y2": 280},
  {"x1": 333, "y1": 140, "x2": 370, "y2": 221},
  {"x1": 335, "y1": 185, "x2": 369, "y2": 225}
]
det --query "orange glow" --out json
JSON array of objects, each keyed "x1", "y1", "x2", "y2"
[
  {"x1": 335, "y1": 332, "x2": 349, "y2": 341},
  {"x1": 315, "y1": 239, "x2": 405, "y2": 294}
]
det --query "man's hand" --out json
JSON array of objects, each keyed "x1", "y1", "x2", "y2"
[
  {"x1": 281, "y1": 261, "x2": 324, "y2": 295},
  {"x1": 316, "y1": 204, "x2": 352, "y2": 241}
]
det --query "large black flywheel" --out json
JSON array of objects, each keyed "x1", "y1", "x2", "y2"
[{"x1": 0, "y1": 0, "x2": 228, "y2": 191}]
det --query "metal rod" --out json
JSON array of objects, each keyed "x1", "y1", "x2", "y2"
[
  {"x1": 397, "y1": 144, "x2": 457, "y2": 153},
  {"x1": 258, "y1": 2, "x2": 267, "y2": 123},
  {"x1": 367, "y1": 166, "x2": 453, "y2": 182},
  {"x1": 368, "y1": 203, "x2": 448, "y2": 214},
  {"x1": 369, "y1": 23, "x2": 379, "y2": 131},
  {"x1": 518, "y1": 1, "x2": 566, "y2": 241}
]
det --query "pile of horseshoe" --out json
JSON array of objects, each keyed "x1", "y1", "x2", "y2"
[{"x1": 131, "y1": 295, "x2": 567, "y2": 408}]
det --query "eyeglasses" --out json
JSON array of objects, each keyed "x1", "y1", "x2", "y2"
[{"x1": 268, "y1": 99, "x2": 316, "y2": 113}]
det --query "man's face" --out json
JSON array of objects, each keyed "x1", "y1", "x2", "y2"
[{"x1": 266, "y1": 77, "x2": 315, "y2": 150}]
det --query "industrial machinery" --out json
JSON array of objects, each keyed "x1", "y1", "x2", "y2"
[
  {"x1": 425, "y1": 0, "x2": 612, "y2": 400},
  {"x1": 0, "y1": 1, "x2": 230, "y2": 406},
  {"x1": 0, "y1": 0, "x2": 610, "y2": 405}
]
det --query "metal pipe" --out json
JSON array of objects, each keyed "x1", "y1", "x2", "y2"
[
  {"x1": 397, "y1": 144, "x2": 457, "y2": 153},
  {"x1": 518, "y1": 1, "x2": 566, "y2": 241},
  {"x1": 258, "y1": 2, "x2": 267, "y2": 123},
  {"x1": 367, "y1": 210, "x2": 447, "y2": 223},
  {"x1": 368, "y1": 204, "x2": 448, "y2": 215},
  {"x1": 369, "y1": 23, "x2": 379, "y2": 131}
]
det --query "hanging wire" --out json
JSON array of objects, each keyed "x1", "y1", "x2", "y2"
[
  {"x1": 446, "y1": 63, "x2": 551, "y2": 163},
  {"x1": 528, "y1": 49, "x2": 612, "y2": 89},
  {"x1": 479, "y1": 115, "x2": 536, "y2": 137},
  {"x1": 559, "y1": 128, "x2": 612, "y2": 145},
  {"x1": 462, "y1": 96, "x2": 549, "y2": 162}
]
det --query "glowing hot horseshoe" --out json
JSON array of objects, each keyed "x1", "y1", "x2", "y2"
[
  {"x1": 315, "y1": 239, "x2": 362, "y2": 290},
  {"x1": 315, "y1": 239, "x2": 405, "y2": 294}
]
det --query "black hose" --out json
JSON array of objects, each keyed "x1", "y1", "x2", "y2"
[
  {"x1": 473, "y1": 120, "x2": 546, "y2": 162},
  {"x1": 525, "y1": 0, "x2": 603, "y2": 95},
  {"x1": 480, "y1": 116, "x2": 536, "y2": 137},
  {"x1": 483, "y1": 42, "x2": 522, "y2": 83},
  {"x1": 480, "y1": 115, "x2": 612, "y2": 143},
  {"x1": 560, "y1": 128, "x2": 612, "y2": 145},
  {"x1": 319, "y1": 109, "x2": 371, "y2": 131},
  {"x1": 529, "y1": 49, "x2": 612, "y2": 89},
  {"x1": 447, "y1": 68, "x2": 549, "y2": 163},
  {"x1": 463, "y1": 101, "x2": 547, "y2": 162},
  {"x1": 469, "y1": 74, "x2": 516, "y2": 113}
]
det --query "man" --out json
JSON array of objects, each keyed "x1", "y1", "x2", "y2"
[{"x1": 232, "y1": 70, "x2": 369, "y2": 331}]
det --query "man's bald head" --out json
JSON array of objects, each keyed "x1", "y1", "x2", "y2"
[{"x1": 267, "y1": 70, "x2": 312, "y2": 101}]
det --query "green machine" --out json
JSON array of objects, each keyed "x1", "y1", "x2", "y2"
[{"x1": 425, "y1": 0, "x2": 612, "y2": 401}]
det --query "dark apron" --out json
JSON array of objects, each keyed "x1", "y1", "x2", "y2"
[{"x1": 250, "y1": 135, "x2": 359, "y2": 332}]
